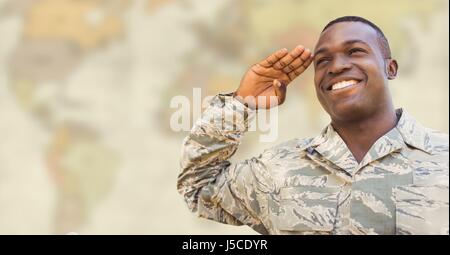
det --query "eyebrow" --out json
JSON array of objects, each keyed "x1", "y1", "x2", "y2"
[{"x1": 314, "y1": 39, "x2": 370, "y2": 57}]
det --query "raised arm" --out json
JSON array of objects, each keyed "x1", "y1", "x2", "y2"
[{"x1": 177, "y1": 46, "x2": 313, "y2": 234}]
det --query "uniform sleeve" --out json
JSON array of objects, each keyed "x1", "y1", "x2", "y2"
[{"x1": 177, "y1": 93, "x2": 275, "y2": 234}]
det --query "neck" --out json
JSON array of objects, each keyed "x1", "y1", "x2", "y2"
[{"x1": 331, "y1": 106, "x2": 398, "y2": 163}]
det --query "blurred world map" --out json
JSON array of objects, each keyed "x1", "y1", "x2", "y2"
[{"x1": 0, "y1": 0, "x2": 448, "y2": 234}]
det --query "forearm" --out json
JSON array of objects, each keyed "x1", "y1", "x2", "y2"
[{"x1": 178, "y1": 93, "x2": 255, "y2": 212}]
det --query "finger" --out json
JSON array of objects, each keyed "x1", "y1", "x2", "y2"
[
  {"x1": 288, "y1": 55, "x2": 313, "y2": 81},
  {"x1": 273, "y1": 79, "x2": 286, "y2": 105},
  {"x1": 299, "y1": 48, "x2": 312, "y2": 61},
  {"x1": 273, "y1": 45, "x2": 305, "y2": 70},
  {"x1": 282, "y1": 56, "x2": 304, "y2": 73},
  {"x1": 303, "y1": 54, "x2": 314, "y2": 67},
  {"x1": 259, "y1": 48, "x2": 288, "y2": 68},
  {"x1": 282, "y1": 48, "x2": 312, "y2": 73}
]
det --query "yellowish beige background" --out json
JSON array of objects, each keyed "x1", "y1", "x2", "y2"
[{"x1": 0, "y1": 0, "x2": 448, "y2": 234}]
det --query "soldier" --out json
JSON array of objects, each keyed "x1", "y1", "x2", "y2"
[{"x1": 177, "y1": 16, "x2": 449, "y2": 235}]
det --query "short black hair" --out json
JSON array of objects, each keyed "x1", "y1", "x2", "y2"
[{"x1": 322, "y1": 16, "x2": 391, "y2": 59}]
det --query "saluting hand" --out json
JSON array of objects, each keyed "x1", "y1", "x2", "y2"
[{"x1": 234, "y1": 45, "x2": 313, "y2": 109}]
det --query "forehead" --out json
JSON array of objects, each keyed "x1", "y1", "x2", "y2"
[{"x1": 315, "y1": 22, "x2": 380, "y2": 53}]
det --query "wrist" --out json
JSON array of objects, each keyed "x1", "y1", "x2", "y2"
[{"x1": 233, "y1": 91, "x2": 257, "y2": 110}]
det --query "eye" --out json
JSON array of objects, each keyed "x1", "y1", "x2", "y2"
[
  {"x1": 316, "y1": 57, "x2": 330, "y2": 66},
  {"x1": 349, "y1": 48, "x2": 367, "y2": 55}
]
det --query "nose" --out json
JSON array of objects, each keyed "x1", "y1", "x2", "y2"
[{"x1": 328, "y1": 55, "x2": 351, "y2": 75}]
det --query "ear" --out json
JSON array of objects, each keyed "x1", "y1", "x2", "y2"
[{"x1": 386, "y1": 59, "x2": 398, "y2": 80}]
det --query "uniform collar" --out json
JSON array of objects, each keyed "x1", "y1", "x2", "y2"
[
  {"x1": 395, "y1": 109, "x2": 434, "y2": 155},
  {"x1": 304, "y1": 108, "x2": 433, "y2": 175}
]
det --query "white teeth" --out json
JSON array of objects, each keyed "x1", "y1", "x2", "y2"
[{"x1": 331, "y1": 80, "x2": 358, "y2": 90}]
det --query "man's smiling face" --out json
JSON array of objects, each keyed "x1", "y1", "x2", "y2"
[{"x1": 313, "y1": 21, "x2": 397, "y2": 123}]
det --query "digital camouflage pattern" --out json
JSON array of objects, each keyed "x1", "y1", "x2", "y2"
[{"x1": 178, "y1": 94, "x2": 449, "y2": 235}]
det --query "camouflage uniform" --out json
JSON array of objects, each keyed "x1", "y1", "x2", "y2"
[{"x1": 177, "y1": 94, "x2": 449, "y2": 235}]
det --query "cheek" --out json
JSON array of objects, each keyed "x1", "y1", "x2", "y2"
[
  {"x1": 358, "y1": 59, "x2": 386, "y2": 82},
  {"x1": 313, "y1": 69, "x2": 324, "y2": 88},
  {"x1": 314, "y1": 86, "x2": 329, "y2": 111},
  {"x1": 313, "y1": 75, "x2": 326, "y2": 106}
]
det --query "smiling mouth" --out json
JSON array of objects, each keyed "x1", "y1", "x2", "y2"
[{"x1": 327, "y1": 79, "x2": 363, "y2": 91}]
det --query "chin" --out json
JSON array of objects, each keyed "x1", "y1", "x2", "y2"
[{"x1": 329, "y1": 102, "x2": 366, "y2": 122}]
